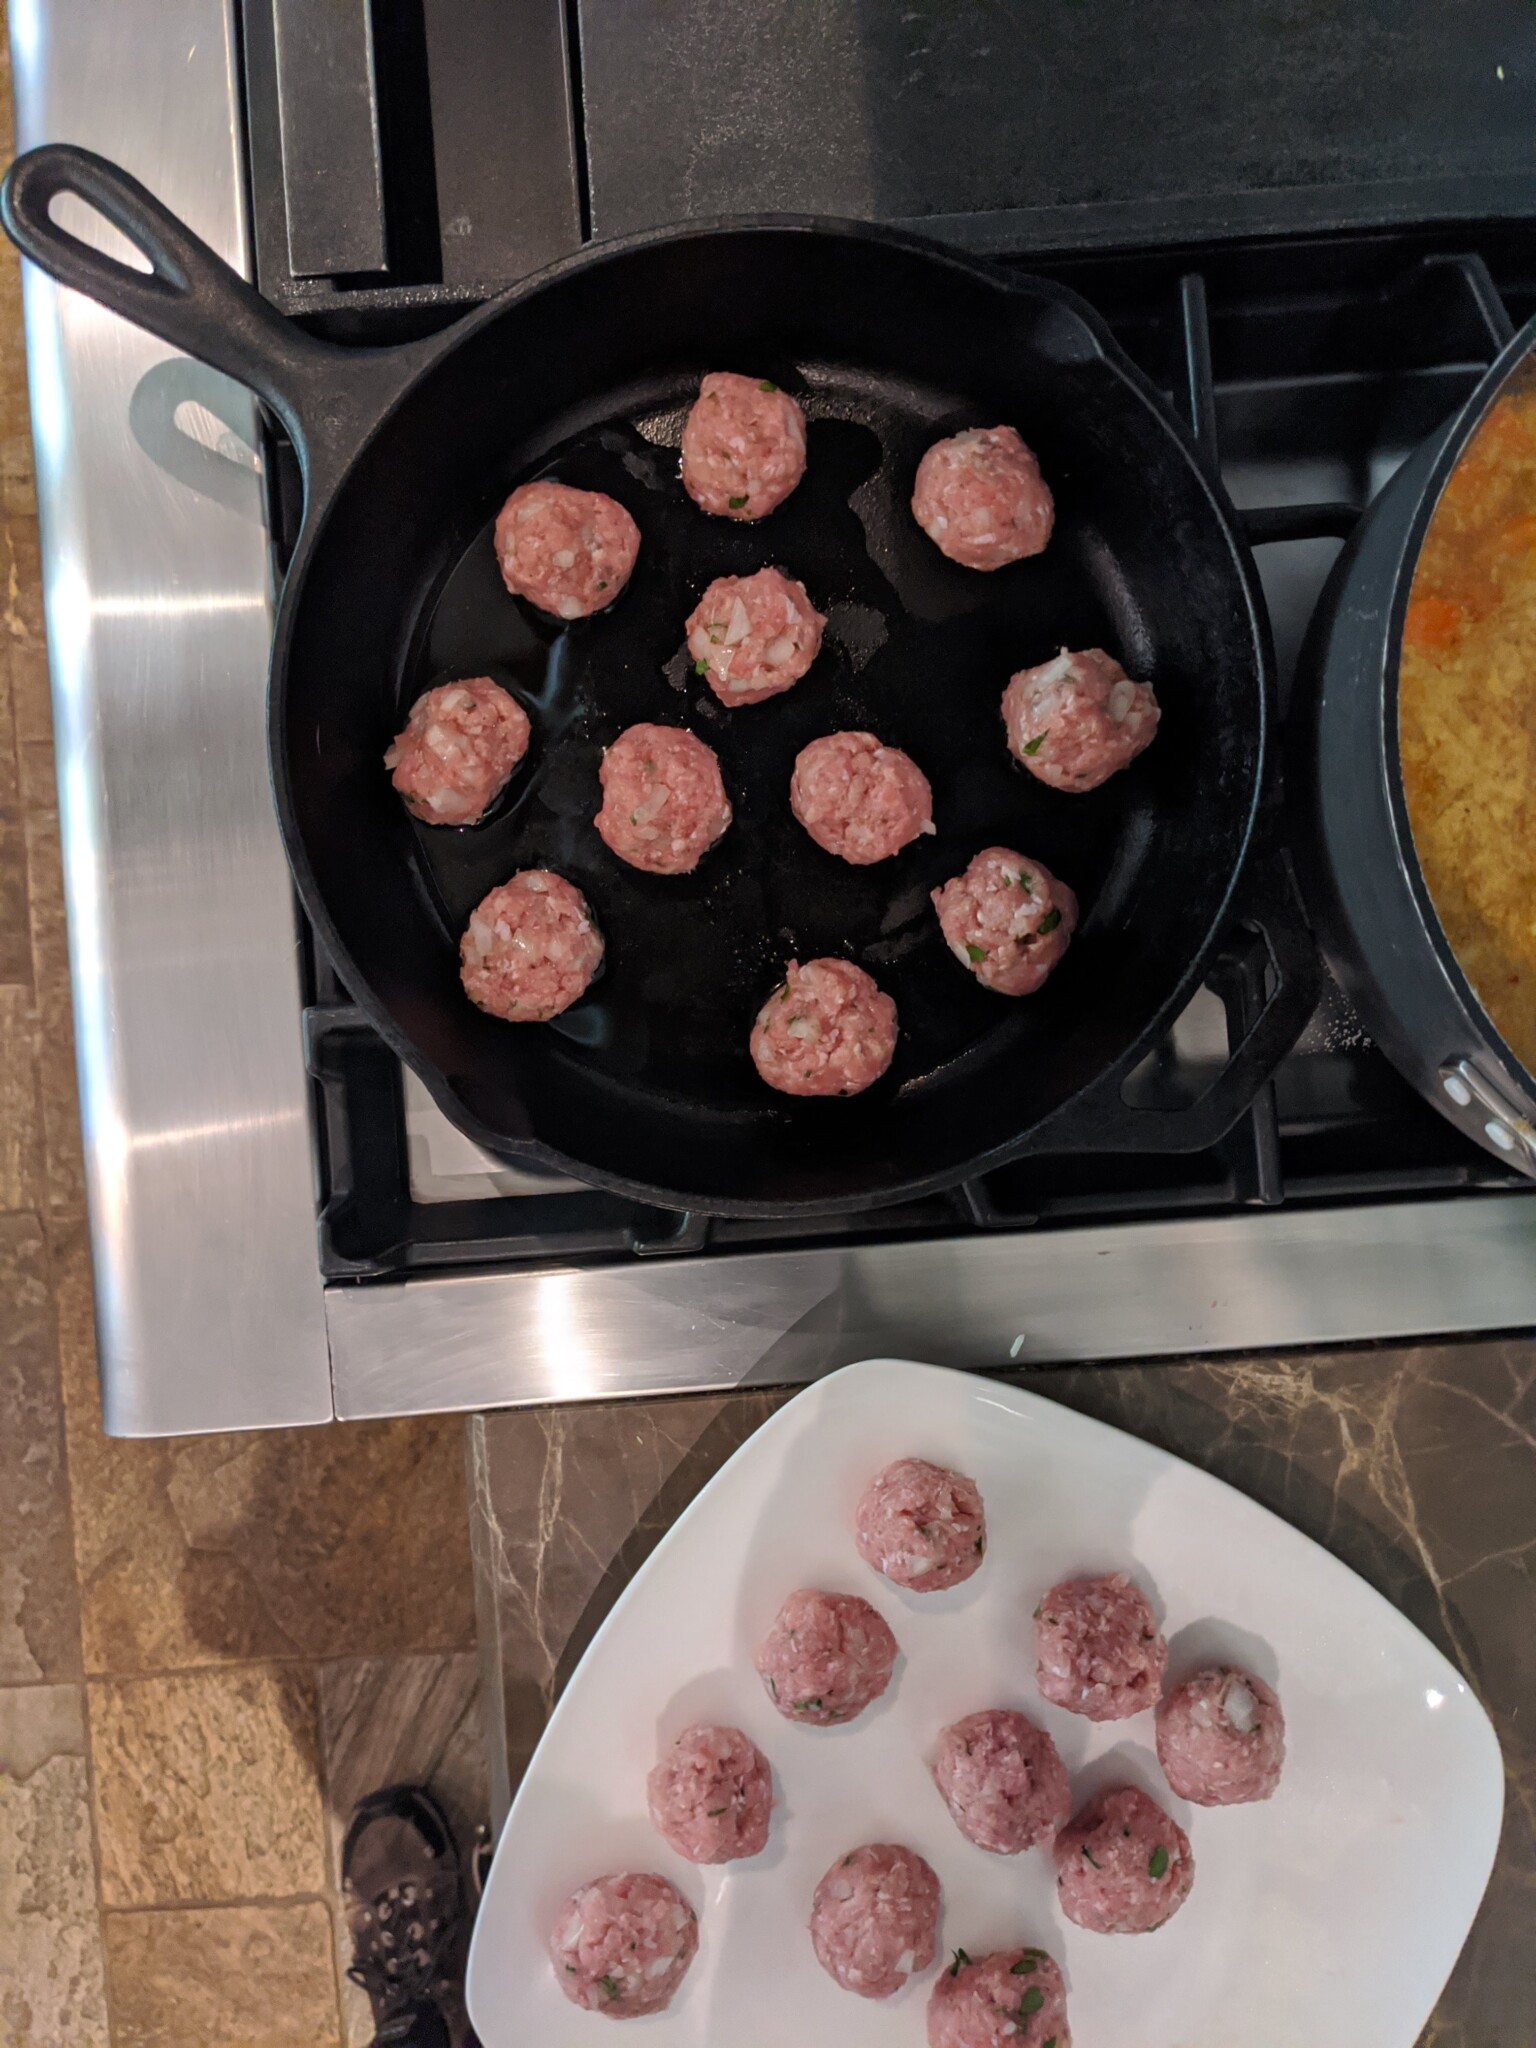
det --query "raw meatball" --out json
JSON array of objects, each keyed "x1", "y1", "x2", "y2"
[
  {"x1": 855, "y1": 1457, "x2": 986, "y2": 1592},
  {"x1": 1054, "y1": 1784, "x2": 1193, "y2": 1935},
  {"x1": 810, "y1": 1843, "x2": 940, "y2": 1999},
  {"x1": 547, "y1": 1871, "x2": 698, "y2": 2017},
  {"x1": 680, "y1": 370, "x2": 807, "y2": 519},
  {"x1": 1156, "y1": 1664, "x2": 1286, "y2": 1806},
  {"x1": 911, "y1": 425, "x2": 1054, "y2": 571},
  {"x1": 459, "y1": 870, "x2": 603, "y2": 1023},
  {"x1": 749, "y1": 958, "x2": 898, "y2": 1099},
  {"x1": 791, "y1": 732, "x2": 935, "y2": 865},
  {"x1": 594, "y1": 723, "x2": 731, "y2": 875},
  {"x1": 755, "y1": 1587, "x2": 898, "y2": 1724},
  {"x1": 927, "y1": 1945, "x2": 1070, "y2": 2048},
  {"x1": 931, "y1": 848, "x2": 1077, "y2": 997},
  {"x1": 930, "y1": 1710, "x2": 1069, "y2": 1855},
  {"x1": 1003, "y1": 647, "x2": 1160, "y2": 792},
  {"x1": 494, "y1": 479, "x2": 640, "y2": 621},
  {"x1": 1034, "y1": 1571, "x2": 1167, "y2": 1721},
  {"x1": 646, "y1": 1724, "x2": 774, "y2": 1863},
  {"x1": 385, "y1": 677, "x2": 530, "y2": 826},
  {"x1": 686, "y1": 567, "x2": 825, "y2": 706}
]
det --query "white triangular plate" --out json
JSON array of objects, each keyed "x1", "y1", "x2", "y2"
[{"x1": 469, "y1": 1358, "x2": 1501, "y2": 2047}]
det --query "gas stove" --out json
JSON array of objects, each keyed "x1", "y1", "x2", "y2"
[{"x1": 15, "y1": 0, "x2": 1536, "y2": 1432}]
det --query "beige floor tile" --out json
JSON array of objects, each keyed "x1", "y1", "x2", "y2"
[
  {"x1": 0, "y1": 978, "x2": 41, "y2": 1209},
  {"x1": 53, "y1": 1229, "x2": 476, "y2": 1673},
  {"x1": 90, "y1": 1666, "x2": 329, "y2": 1907},
  {"x1": 106, "y1": 1902, "x2": 342, "y2": 2048},
  {"x1": 0, "y1": 644, "x2": 29, "y2": 988},
  {"x1": 0, "y1": 1683, "x2": 111, "y2": 2048},
  {"x1": 21, "y1": 794, "x2": 84, "y2": 1217},
  {"x1": 0, "y1": 1212, "x2": 80, "y2": 1683}
]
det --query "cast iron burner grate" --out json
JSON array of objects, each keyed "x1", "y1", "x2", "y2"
[{"x1": 291, "y1": 225, "x2": 1536, "y2": 1279}]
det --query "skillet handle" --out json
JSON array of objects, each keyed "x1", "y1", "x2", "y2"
[
  {"x1": 1021, "y1": 850, "x2": 1321, "y2": 1158},
  {"x1": 1, "y1": 145, "x2": 416, "y2": 480}
]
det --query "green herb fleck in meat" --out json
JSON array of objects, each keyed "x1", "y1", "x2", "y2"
[
  {"x1": 793, "y1": 1697, "x2": 823, "y2": 1712},
  {"x1": 1017, "y1": 1987, "x2": 1045, "y2": 2017},
  {"x1": 759, "y1": 380, "x2": 777, "y2": 392},
  {"x1": 949, "y1": 1948, "x2": 971, "y2": 1978},
  {"x1": 693, "y1": 658, "x2": 709, "y2": 675},
  {"x1": 1038, "y1": 907, "x2": 1062, "y2": 935},
  {"x1": 706, "y1": 1806, "x2": 729, "y2": 1817},
  {"x1": 729, "y1": 494, "x2": 748, "y2": 509},
  {"x1": 598, "y1": 1976, "x2": 620, "y2": 2000},
  {"x1": 1081, "y1": 1847, "x2": 1101, "y2": 1867},
  {"x1": 1149, "y1": 1844, "x2": 1169, "y2": 1880},
  {"x1": 965, "y1": 942, "x2": 987, "y2": 962},
  {"x1": 1022, "y1": 732, "x2": 1047, "y2": 756},
  {"x1": 1010, "y1": 1954, "x2": 1039, "y2": 1975}
]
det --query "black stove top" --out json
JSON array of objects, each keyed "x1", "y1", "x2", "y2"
[{"x1": 242, "y1": 2, "x2": 1536, "y2": 1279}]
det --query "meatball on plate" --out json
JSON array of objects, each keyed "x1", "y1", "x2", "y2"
[
  {"x1": 547, "y1": 1872, "x2": 697, "y2": 2016},
  {"x1": 470, "y1": 1358, "x2": 1502, "y2": 2048},
  {"x1": 1055, "y1": 1784, "x2": 1195, "y2": 1935},
  {"x1": 1156, "y1": 1664, "x2": 1286, "y2": 1806},
  {"x1": 754, "y1": 1588, "x2": 898, "y2": 1725},
  {"x1": 928, "y1": 1945, "x2": 1071, "y2": 2048},
  {"x1": 647, "y1": 1724, "x2": 773, "y2": 1862},
  {"x1": 810, "y1": 1842, "x2": 940, "y2": 1999},
  {"x1": 929, "y1": 1708, "x2": 1068, "y2": 1855},
  {"x1": 855, "y1": 1457, "x2": 986, "y2": 1591},
  {"x1": 1034, "y1": 1570, "x2": 1167, "y2": 1720}
]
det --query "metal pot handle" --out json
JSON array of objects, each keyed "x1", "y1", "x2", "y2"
[
  {"x1": 1, "y1": 144, "x2": 428, "y2": 488},
  {"x1": 1015, "y1": 849, "x2": 1321, "y2": 1158}
]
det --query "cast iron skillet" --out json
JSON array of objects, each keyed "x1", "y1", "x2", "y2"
[
  {"x1": 1292, "y1": 318, "x2": 1536, "y2": 1178},
  {"x1": 1, "y1": 145, "x2": 1316, "y2": 1216}
]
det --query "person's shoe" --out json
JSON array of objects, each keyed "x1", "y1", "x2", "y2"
[{"x1": 343, "y1": 1784, "x2": 465, "y2": 2048}]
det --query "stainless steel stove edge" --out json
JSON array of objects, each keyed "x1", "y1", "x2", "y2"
[
  {"x1": 13, "y1": 0, "x2": 332, "y2": 1434},
  {"x1": 324, "y1": 1192, "x2": 1536, "y2": 1418}
]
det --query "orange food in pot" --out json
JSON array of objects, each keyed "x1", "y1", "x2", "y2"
[{"x1": 1399, "y1": 358, "x2": 1536, "y2": 1075}]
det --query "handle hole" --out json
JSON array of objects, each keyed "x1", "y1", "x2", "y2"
[
  {"x1": 47, "y1": 190, "x2": 156, "y2": 276},
  {"x1": 1121, "y1": 982, "x2": 1229, "y2": 1112}
]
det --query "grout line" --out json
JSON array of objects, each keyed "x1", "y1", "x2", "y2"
[
  {"x1": 79, "y1": 1645, "x2": 480, "y2": 1687},
  {"x1": 99, "y1": 1889, "x2": 342, "y2": 1919},
  {"x1": 36, "y1": 1209, "x2": 120, "y2": 2048},
  {"x1": 312, "y1": 1655, "x2": 355, "y2": 2046}
]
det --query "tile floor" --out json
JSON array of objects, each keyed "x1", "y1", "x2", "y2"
[{"x1": 0, "y1": 23, "x2": 490, "y2": 2046}]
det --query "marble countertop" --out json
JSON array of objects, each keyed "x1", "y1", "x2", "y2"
[{"x1": 470, "y1": 1336, "x2": 1534, "y2": 2044}]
